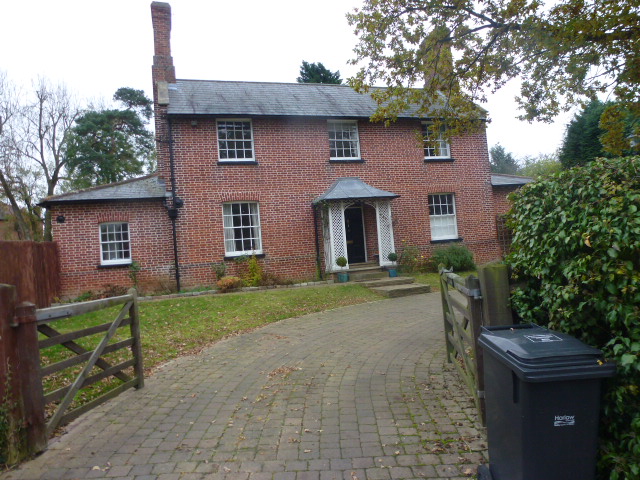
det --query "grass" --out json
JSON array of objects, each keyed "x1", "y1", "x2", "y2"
[
  {"x1": 39, "y1": 284, "x2": 381, "y2": 419},
  {"x1": 406, "y1": 270, "x2": 477, "y2": 291}
]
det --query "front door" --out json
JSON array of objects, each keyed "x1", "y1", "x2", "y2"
[{"x1": 344, "y1": 206, "x2": 366, "y2": 263}]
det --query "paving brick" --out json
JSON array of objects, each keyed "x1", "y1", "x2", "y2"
[{"x1": 2, "y1": 294, "x2": 486, "y2": 480}]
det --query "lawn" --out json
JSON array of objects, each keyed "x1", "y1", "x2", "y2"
[
  {"x1": 407, "y1": 270, "x2": 477, "y2": 291},
  {"x1": 39, "y1": 284, "x2": 382, "y2": 417}
]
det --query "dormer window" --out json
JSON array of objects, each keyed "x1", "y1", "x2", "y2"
[{"x1": 217, "y1": 120, "x2": 255, "y2": 161}]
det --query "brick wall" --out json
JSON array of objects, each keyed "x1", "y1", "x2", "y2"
[
  {"x1": 49, "y1": 201, "x2": 175, "y2": 298},
  {"x1": 161, "y1": 115, "x2": 501, "y2": 287}
]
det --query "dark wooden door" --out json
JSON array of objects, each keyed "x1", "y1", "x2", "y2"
[{"x1": 345, "y1": 207, "x2": 366, "y2": 263}]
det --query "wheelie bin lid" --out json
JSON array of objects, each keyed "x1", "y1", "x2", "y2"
[{"x1": 478, "y1": 324, "x2": 616, "y2": 382}]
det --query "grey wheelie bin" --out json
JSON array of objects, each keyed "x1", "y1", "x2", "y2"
[{"x1": 477, "y1": 324, "x2": 615, "y2": 480}]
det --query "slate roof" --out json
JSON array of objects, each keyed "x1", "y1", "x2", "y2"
[
  {"x1": 39, "y1": 174, "x2": 170, "y2": 206},
  {"x1": 491, "y1": 174, "x2": 534, "y2": 187},
  {"x1": 167, "y1": 79, "x2": 443, "y2": 118},
  {"x1": 313, "y1": 177, "x2": 399, "y2": 204}
]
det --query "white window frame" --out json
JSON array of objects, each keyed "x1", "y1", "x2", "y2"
[
  {"x1": 216, "y1": 119, "x2": 255, "y2": 161},
  {"x1": 428, "y1": 194, "x2": 458, "y2": 240},
  {"x1": 328, "y1": 120, "x2": 361, "y2": 160},
  {"x1": 222, "y1": 202, "x2": 263, "y2": 256},
  {"x1": 422, "y1": 121, "x2": 451, "y2": 160},
  {"x1": 99, "y1": 222, "x2": 131, "y2": 266}
]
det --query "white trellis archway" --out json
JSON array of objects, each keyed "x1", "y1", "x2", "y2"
[{"x1": 315, "y1": 177, "x2": 399, "y2": 272}]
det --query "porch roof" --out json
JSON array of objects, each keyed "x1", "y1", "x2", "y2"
[{"x1": 313, "y1": 177, "x2": 399, "y2": 204}]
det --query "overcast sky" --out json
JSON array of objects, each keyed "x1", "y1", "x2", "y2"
[{"x1": 2, "y1": 0, "x2": 574, "y2": 159}]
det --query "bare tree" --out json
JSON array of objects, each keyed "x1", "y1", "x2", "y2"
[
  {"x1": 0, "y1": 71, "x2": 36, "y2": 240},
  {"x1": 1, "y1": 76, "x2": 81, "y2": 240}
]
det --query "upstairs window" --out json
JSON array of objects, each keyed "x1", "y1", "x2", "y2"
[
  {"x1": 328, "y1": 120, "x2": 360, "y2": 160},
  {"x1": 100, "y1": 222, "x2": 131, "y2": 265},
  {"x1": 223, "y1": 202, "x2": 262, "y2": 256},
  {"x1": 217, "y1": 120, "x2": 255, "y2": 161},
  {"x1": 428, "y1": 194, "x2": 458, "y2": 240},
  {"x1": 423, "y1": 122, "x2": 451, "y2": 160}
]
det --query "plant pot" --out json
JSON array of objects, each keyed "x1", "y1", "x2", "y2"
[
  {"x1": 388, "y1": 268, "x2": 398, "y2": 278},
  {"x1": 337, "y1": 272, "x2": 350, "y2": 283}
]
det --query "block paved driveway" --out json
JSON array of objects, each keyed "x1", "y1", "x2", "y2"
[{"x1": 3, "y1": 291, "x2": 487, "y2": 480}]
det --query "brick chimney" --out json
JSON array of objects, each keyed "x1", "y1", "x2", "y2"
[
  {"x1": 151, "y1": 2, "x2": 176, "y2": 88},
  {"x1": 150, "y1": 2, "x2": 175, "y2": 185}
]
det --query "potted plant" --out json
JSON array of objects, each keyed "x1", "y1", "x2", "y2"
[
  {"x1": 336, "y1": 256, "x2": 349, "y2": 283},
  {"x1": 387, "y1": 252, "x2": 398, "y2": 277}
]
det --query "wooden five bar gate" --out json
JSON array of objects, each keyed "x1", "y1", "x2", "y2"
[
  {"x1": 0, "y1": 285, "x2": 144, "y2": 465},
  {"x1": 439, "y1": 262, "x2": 517, "y2": 425}
]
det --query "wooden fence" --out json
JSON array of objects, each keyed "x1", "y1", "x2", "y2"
[
  {"x1": 0, "y1": 242, "x2": 59, "y2": 308},
  {"x1": 440, "y1": 262, "x2": 516, "y2": 425},
  {"x1": 0, "y1": 284, "x2": 143, "y2": 464}
]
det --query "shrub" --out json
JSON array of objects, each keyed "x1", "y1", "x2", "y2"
[
  {"x1": 216, "y1": 276, "x2": 244, "y2": 293},
  {"x1": 128, "y1": 261, "x2": 141, "y2": 290},
  {"x1": 387, "y1": 252, "x2": 398, "y2": 262},
  {"x1": 506, "y1": 156, "x2": 640, "y2": 480},
  {"x1": 245, "y1": 255, "x2": 263, "y2": 287},
  {"x1": 336, "y1": 256, "x2": 348, "y2": 268},
  {"x1": 211, "y1": 262, "x2": 226, "y2": 280},
  {"x1": 398, "y1": 244, "x2": 421, "y2": 272},
  {"x1": 431, "y1": 244, "x2": 475, "y2": 271}
]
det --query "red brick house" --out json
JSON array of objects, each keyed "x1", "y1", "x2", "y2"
[{"x1": 41, "y1": 2, "x2": 527, "y2": 297}]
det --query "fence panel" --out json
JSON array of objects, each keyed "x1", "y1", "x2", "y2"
[{"x1": 0, "y1": 242, "x2": 59, "y2": 308}]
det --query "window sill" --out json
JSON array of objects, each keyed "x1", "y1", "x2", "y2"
[
  {"x1": 224, "y1": 253, "x2": 266, "y2": 260},
  {"x1": 431, "y1": 237, "x2": 464, "y2": 244},
  {"x1": 424, "y1": 157, "x2": 455, "y2": 163},
  {"x1": 329, "y1": 158, "x2": 365, "y2": 164},
  {"x1": 217, "y1": 160, "x2": 258, "y2": 165},
  {"x1": 97, "y1": 262, "x2": 132, "y2": 269}
]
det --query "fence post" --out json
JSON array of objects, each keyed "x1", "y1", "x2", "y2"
[
  {"x1": 478, "y1": 262, "x2": 515, "y2": 327},
  {"x1": 466, "y1": 275, "x2": 486, "y2": 425},
  {"x1": 128, "y1": 288, "x2": 144, "y2": 389},
  {"x1": 0, "y1": 285, "x2": 47, "y2": 464}
]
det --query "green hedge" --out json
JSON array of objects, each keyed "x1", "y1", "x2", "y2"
[{"x1": 506, "y1": 156, "x2": 640, "y2": 480}]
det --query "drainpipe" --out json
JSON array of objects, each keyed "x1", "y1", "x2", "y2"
[
  {"x1": 312, "y1": 203, "x2": 323, "y2": 280},
  {"x1": 167, "y1": 117, "x2": 182, "y2": 292}
]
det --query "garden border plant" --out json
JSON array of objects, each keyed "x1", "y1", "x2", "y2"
[{"x1": 506, "y1": 156, "x2": 640, "y2": 480}]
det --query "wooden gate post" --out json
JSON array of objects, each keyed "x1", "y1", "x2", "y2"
[
  {"x1": 466, "y1": 275, "x2": 486, "y2": 425},
  {"x1": 477, "y1": 262, "x2": 515, "y2": 326},
  {"x1": 0, "y1": 284, "x2": 47, "y2": 464}
]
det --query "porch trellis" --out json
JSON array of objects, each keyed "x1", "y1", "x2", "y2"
[{"x1": 323, "y1": 199, "x2": 395, "y2": 271}]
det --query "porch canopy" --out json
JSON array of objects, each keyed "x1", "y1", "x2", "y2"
[
  {"x1": 314, "y1": 177, "x2": 399, "y2": 271},
  {"x1": 313, "y1": 177, "x2": 399, "y2": 204}
]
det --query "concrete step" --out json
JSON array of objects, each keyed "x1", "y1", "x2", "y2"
[
  {"x1": 370, "y1": 283, "x2": 432, "y2": 298},
  {"x1": 350, "y1": 270, "x2": 388, "y2": 282},
  {"x1": 359, "y1": 276, "x2": 415, "y2": 288},
  {"x1": 347, "y1": 263, "x2": 382, "y2": 273}
]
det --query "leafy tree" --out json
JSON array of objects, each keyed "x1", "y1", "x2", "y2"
[
  {"x1": 506, "y1": 156, "x2": 640, "y2": 480},
  {"x1": 347, "y1": 0, "x2": 640, "y2": 137},
  {"x1": 559, "y1": 99, "x2": 609, "y2": 168},
  {"x1": 64, "y1": 88, "x2": 155, "y2": 190},
  {"x1": 489, "y1": 144, "x2": 520, "y2": 175},
  {"x1": 519, "y1": 153, "x2": 562, "y2": 179},
  {"x1": 297, "y1": 61, "x2": 342, "y2": 84}
]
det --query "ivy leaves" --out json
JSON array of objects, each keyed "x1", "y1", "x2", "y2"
[{"x1": 506, "y1": 156, "x2": 640, "y2": 479}]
